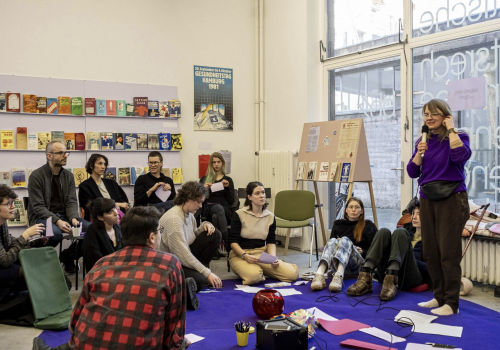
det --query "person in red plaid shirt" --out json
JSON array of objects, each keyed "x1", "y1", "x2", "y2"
[{"x1": 33, "y1": 206, "x2": 191, "y2": 350}]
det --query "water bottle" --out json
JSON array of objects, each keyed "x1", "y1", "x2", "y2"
[{"x1": 482, "y1": 266, "x2": 489, "y2": 293}]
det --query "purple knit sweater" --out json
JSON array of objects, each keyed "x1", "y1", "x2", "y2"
[{"x1": 407, "y1": 132, "x2": 471, "y2": 198}]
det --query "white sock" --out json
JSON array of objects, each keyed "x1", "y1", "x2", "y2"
[
  {"x1": 336, "y1": 262, "x2": 345, "y2": 277},
  {"x1": 316, "y1": 263, "x2": 327, "y2": 275},
  {"x1": 431, "y1": 304, "x2": 456, "y2": 316},
  {"x1": 418, "y1": 298, "x2": 439, "y2": 308}
]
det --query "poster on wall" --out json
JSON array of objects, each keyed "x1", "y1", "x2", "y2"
[{"x1": 193, "y1": 65, "x2": 233, "y2": 131}]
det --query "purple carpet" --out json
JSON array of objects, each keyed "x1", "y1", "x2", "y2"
[{"x1": 40, "y1": 278, "x2": 500, "y2": 349}]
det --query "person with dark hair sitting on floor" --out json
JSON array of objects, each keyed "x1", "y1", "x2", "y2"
[
  {"x1": 78, "y1": 153, "x2": 129, "y2": 222},
  {"x1": 83, "y1": 198, "x2": 123, "y2": 272},
  {"x1": 33, "y1": 206, "x2": 193, "y2": 350},
  {"x1": 229, "y1": 181, "x2": 298, "y2": 285},
  {"x1": 347, "y1": 199, "x2": 431, "y2": 301},
  {"x1": 159, "y1": 181, "x2": 223, "y2": 294}
]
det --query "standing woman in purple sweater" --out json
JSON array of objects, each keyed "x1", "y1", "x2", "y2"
[{"x1": 407, "y1": 99, "x2": 470, "y2": 316}]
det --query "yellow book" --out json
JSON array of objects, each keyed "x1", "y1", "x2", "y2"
[
  {"x1": 172, "y1": 168, "x2": 183, "y2": 184},
  {"x1": 37, "y1": 132, "x2": 51, "y2": 150},
  {"x1": 73, "y1": 168, "x2": 88, "y2": 187},
  {"x1": 1, "y1": 130, "x2": 14, "y2": 149},
  {"x1": 161, "y1": 168, "x2": 170, "y2": 178},
  {"x1": 171, "y1": 134, "x2": 182, "y2": 150}
]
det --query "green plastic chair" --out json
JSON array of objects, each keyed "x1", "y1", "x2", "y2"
[
  {"x1": 18, "y1": 247, "x2": 73, "y2": 330},
  {"x1": 274, "y1": 190, "x2": 320, "y2": 267}
]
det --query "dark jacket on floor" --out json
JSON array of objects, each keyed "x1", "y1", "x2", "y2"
[
  {"x1": 330, "y1": 219, "x2": 377, "y2": 258},
  {"x1": 83, "y1": 223, "x2": 122, "y2": 272},
  {"x1": 78, "y1": 178, "x2": 129, "y2": 221}
]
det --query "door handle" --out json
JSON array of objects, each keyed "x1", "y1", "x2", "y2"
[{"x1": 390, "y1": 161, "x2": 404, "y2": 184}]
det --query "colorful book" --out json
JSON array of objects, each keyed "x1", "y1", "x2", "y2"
[
  {"x1": 307, "y1": 162, "x2": 318, "y2": 180},
  {"x1": 171, "y1": 134, "x2": 183, "y2": 150},
  {"x1": 159, "y1": 101, "x2": 169, "y2": 117},
  {"x1": 73, "y1": 168, "x2": 88, "y2": 187},
  {"x1": 37, "y1": 132, "x2": 51, "y2": 150},
  {"x1": 0, "y1": 171, "x2": 11, "y2": 187},
  {"x1": 6, "y1": 93, "x2": 21, "y2": 112},
  {"x1": 116, "y1": 100, "x2": 126, "y2": 116},
  {"x1": 118, "y1": 167, "x2": 131, "y2": 185},
  {"x1": 16, "y1": 127, "x2": 27, "y2": 150},
  {"x1": 148, "y1": 100, "x2": 159, "y2": 117},
  {"x1": 101, "y1": 132, "x2": 114, "y2": 149},
  {"x1": 159, "y1": 133, "x2": 171, "y2": 150},
  {"x1": 12, "y1": 168, "x2": 27, "y2": 188},
  {"x1": 172, "y1": 168, "x2": 183, "y2": 184},
  {"x1": 96, "y1": 99, "x2": 106, "y2": 116},
  {"x1": 58, "y1": 96, "x2": 71, "y2": 114},
  {"x1": 131, "y1": 167, "x2": 145, "y2": 185},
  {"x1": 104, "y1": 167, "x2": 116, "y2": 181},
  {"x1": 7, "y1": 199, "x2": 27, "y2": 226},
  {"x1": 23, "y1": 94, "x2": 37, "y2": 113},
  {"x1": 126, "y1": 103, "x2": 135, "y2": 116},
  {"x1": 137, "y1": 133, "x2": 148, "y2": 150},
  {"x1": 144, "y1": 167, "x2": 149, "y2": 174},
  {"x1": 168, "y1": 100, "x2": 181, "y2": 118},
  {"x1": 75, "y1": 133, "x2": 86, "y2": 150},
  {"x1": 27, "y1": 133, "x2": 38, "y2": 150},
  {"x1": 133, "y1": 97, "x2": 148, "y2": 117},
  {"x1": 161, "y1": 168, "x2": 170, "y2": 178},
  {"x1": 0, "y1": 93, "x2": 6, "y2": 112},
  {"x1": 88, "y1": 132, "x2": 101, "y2": 150},
  {"x1": 51, "y1": 131, "x2": 65, "y2": 143},
  {"x1": 318, "y1": 162, "x2": 330, "y2": 181},
  {"x1": 106, "y1": 100, "x2": 116, "y2": 116},
  {"x1": 114, "y1": 133, "x2": 124, "y2": 150},
  {"x1": 85, "y1": 98, "x2": 96, "y2": 115},
  {"x1": 47, "y1": 98, "x2": 58, "y2": 114},
  {"x1": 125, "y1": 133, "x2": 137, "y2": 150},
  {"x1": 148, "y1": 134, "x2": 159, "y2": 150},
  {"x1": 340, "y1": 163, "x2": 352, "y2": 182},
  {"x1": 36, "y1": 97, "x2": 47, "y2": 113},
  {"x1": 329, "y1": 162, "x2": 339, "y2": 181},
  {"x1": 297, "y1": 162, "x2": 306, "y2": 180},
  {"x1": 1, "y1": 130, "x2": 14, "y2": 149},
  {"x1": 71, "y1": 97, "x2": 83, "y2": 115},
  {"x1": 64, "y1": 133, "x2": 75, "y2": 150}
]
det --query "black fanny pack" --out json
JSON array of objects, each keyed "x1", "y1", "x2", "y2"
[{"x1": 421, "y1": 181, "x2": 461, "y2": 201}]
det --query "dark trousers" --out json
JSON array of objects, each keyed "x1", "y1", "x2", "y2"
[
  {"x1": 201, "y1": 204, "x2": 230, "y2": 242},
  {"x1": 152, "y1": 200, "x2": 174, "y2": 213},
  {"x1": 183, "y1": 229, "x2": 222, "y2": 292},
  {"x1": 420, "y1": 192, "x2": 469, "y2": 312},
  {"x1": 365, "y1": 228, "x2": 423, "y2": 290}
]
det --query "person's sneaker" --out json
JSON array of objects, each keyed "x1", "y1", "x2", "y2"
[
  {"x1": 33, "y1": 337, "x2": 55, "y2": 350},
  {"x1": 347, "y1": 268, "x2": 373, "y2": 296},
  {"x1": 63, "y1": 260, "x2": 77, "y2": 274},
  {"x1": 311, "y1": 273, "x2": 327, "y2": 291},
  {"x1": 329, "y1": 272, "x2": 343, "y2": 292},
  {"x1": 186, "y1": 277, "x2": 199, "y2": 310},
  {"x1": 380, "y1": 270, "x2": 399, "y2": 301}
]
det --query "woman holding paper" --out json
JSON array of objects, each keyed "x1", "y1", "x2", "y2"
[
  {"x1": 83, "y1": 197, "x2": 123, "y2": 271},
  {"x1": 311, "y1": 197, "x2": 377, "y2": 292},
  {"x1": 229, "y1": 181, "x2": 298, "y2": 285},
  {"x1": 200, "y1": 152, "x2": 235, "y2": 255},
  {"x1": 79, "y1": 154, "x2": 129, "y2": 221}
]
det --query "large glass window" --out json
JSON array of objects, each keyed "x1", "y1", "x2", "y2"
[
  {"x1": 326, "y1": 0, "x2": 403, "y2": 58},
  {"x1": 412, "y1": 0, "x2": 500, "y2": 38},
  {"x1": 413, "y1": 31, "x2": 500, "y2": 209}
]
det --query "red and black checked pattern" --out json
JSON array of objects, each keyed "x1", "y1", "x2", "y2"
[{"x1": 68, "y1": 246, "x2": 186, "y2": 349}]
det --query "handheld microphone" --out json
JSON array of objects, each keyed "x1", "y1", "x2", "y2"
[{"x1": 421, "y1": 125, "x2": 429, "y2": 158}]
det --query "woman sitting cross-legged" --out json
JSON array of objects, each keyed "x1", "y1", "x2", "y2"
[
  {"x1": 229, "y1": 181, "x2": 298, "y2": 285},
  {"x1": 83, "y1": 198, "x2": 123, "y2": 272},
  {"x1": 347, "y1": 199, "x2": 431, "y2": 301},
  {"x1": 311, "y1": 197, "x2": 377, "y2": 292}
]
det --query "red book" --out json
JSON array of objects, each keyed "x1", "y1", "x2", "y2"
[
  {"x1": 133, "y1": 97, "x2": 148, "y2": 117},
  {"x1": 75, "y1": 133, "x2": 86, "y2": 150},
  {"x1": 199, "y1": 155, "x2": 210, "y2": 178},
  {"x1": 85, "y1": 98, "x2": 96, "y2": 115},
  {"x1": 106, "y1": 100, "x2": 116, "y2": 116},
  {"x1": 6, "y1": 92, "x2": 21, "y2": 112}
]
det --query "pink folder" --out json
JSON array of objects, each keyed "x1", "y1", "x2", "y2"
[
  {"x1": 340, "y1": 339, "x2": 398, "y2": 350},
  {"x1": 318, "y1": 318, "x2": 370, "y2": 336}
]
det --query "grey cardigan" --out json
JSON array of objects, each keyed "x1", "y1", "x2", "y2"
[{"x1": 27, "y1": 163, "x2": 80, "y2": 226}]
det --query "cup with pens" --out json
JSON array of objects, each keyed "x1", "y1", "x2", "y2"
[{"x1": 234, "y1": 321, "x2": 251, "y2": 346}]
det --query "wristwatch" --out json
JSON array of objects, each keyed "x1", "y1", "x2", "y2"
[
  {"x1": 447, "y1": 128, "x2": 458, "y2": 136},
  {"x1": 241, "y1": 253, "x2": 247, "y2": 260}
]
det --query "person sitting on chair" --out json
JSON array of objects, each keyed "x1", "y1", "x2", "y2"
[
  {"x1": 200, "y1": 152, "x2": 235, "y2": 257},
  {"x1": 159, "y1": 181, "x2": 223, "y2": 296},
  {"x1": 33, "y1": 206, "x2": 192, "y2": 350},
  {"x1": 78, "y1": 154, "x2": 129, "y2": 221},
  {"x1": 229, "y1": 181, "x2": 298, "y2": 285},
  {"x1": 83, "y1": 198, "x2": 123, "y2": 272},
  {"x1": 347, "y1": 199, "x2": 431, "y2": 301},
  {"x1": 311, "y1": 197, "x2": 377, "y2": 292}
]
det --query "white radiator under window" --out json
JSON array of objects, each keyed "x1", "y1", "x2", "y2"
[{"x1": 461, "y1": 237, "x2": 500, "y2": 285}]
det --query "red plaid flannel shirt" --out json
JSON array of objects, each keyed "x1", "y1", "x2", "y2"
[{"x1": 68, "y1": 245, "x2": 187, "y2": 349}]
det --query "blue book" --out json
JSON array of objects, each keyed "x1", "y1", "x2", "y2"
[
  {"x1": 96, "y1": 99, "x2": 107, "y2": 116},
  {"x1": 47, "y1": 98, "x2": 58, "y2": 114},
  {"x1": 125, "y1": 133, "x2": 137, "y2": 150},
  {"x1": 131, "y1": 167, "x2": 145, "y2": 185},
  {"x1": 159, "y1": 133, "x2": 171, "y2": 150},
  {"x1": 100, "y1": 132, "x2": 114, "y2": 150},
  {"x1": 168, "y1": 100, "x2": 181, "y2": 118}
]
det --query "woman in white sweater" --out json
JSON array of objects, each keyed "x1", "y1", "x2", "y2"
[{"x1": 158, "y1": 181, "x2": 223, "y2": 292}]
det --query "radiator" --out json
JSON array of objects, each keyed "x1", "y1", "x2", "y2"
[
  {"x1": 461, "y1": 237, "x2": 500, "y2": 285},
  {"x1": 258, "y1": 150, "x2": 298, "y2": 237}
]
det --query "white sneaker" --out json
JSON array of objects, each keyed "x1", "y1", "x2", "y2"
[
  {"x1": 311, "y1": 273, "x2": 326, "y2": 291},
  {"x1": 329, "y1": 272, "x2": 343, "y2": 292}
]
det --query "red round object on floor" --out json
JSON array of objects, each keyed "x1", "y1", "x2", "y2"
[
  {"x1": 409, "y1": 283, "x2": 429, "y2": 293},
  {"x1": 252, "y1": 289, "x2": 285, "y2": 319}
]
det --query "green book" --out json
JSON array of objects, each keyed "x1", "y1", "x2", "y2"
[
  {"x1": 126, "y1": 103, "x2": 135, "y2": 116},
  {"x1": 71, "y1": 97, "x2": 83, "y2": 115},
  {"x1": 116, "y1": 100, "x2": 126, "y2": 116}
]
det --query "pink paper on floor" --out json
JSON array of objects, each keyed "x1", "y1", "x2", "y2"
[
  {"x1": 318, "y1": 318, "x2": 370, "y2": 336},
  {"x1": 340, "y1": 339, "x2": 398, "y2": 350}
]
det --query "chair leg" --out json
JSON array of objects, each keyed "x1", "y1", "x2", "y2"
[
  {"x1": 314, "y1": 211, "x2": 319, "y2": 260},
  {"x1": 284, "y1": 228, "x2": 291, "y2": 256},
  {"x1": 309, "y1": 225, "x2": 314, "y2": 268}
]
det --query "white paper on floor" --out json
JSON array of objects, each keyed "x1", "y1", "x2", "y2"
[
  {"x1": 185, "y1": 334, "x2": 204, "y2": 344},
  {"x1": 359, "y1": 327, "x2": 406, "y2": 343},
  {"x1": 305, "y1": 307, "x2": 338, "y2": 321},
  {"x1": 413, "y1": 323, "x2": 463, "y2": 338}
]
